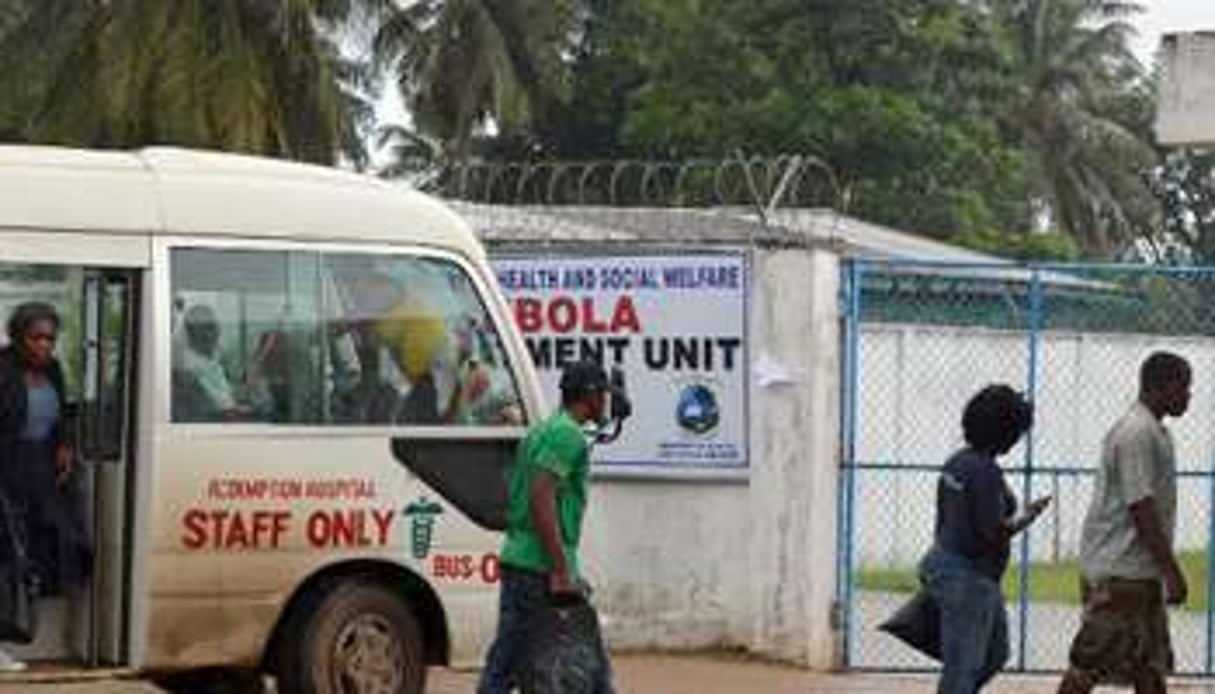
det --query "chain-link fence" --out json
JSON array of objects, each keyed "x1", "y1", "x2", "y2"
[{"x1": 839, "y1": 259, "x2": 1215, "y2": 674}]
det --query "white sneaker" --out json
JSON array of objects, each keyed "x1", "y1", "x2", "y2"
[{"x1": 0, "y1": 647, "x2": 26, "y2": 673}]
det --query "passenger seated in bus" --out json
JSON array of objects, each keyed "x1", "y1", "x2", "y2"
[
  {"x1": 329, "y1": 322, "x2": 402, "y2": 424},
  {"x1": 330, "y1": 269, "x2": 523, "y2": 426},
  {"x1": 246, "y1": 329, "x2": 292, "y2": 422},
  {"x1": 374, "y1": 296, "x2": 446, "y2": 424},
  {"x1": 447, "y1": 317, "x2": 527, "y2": 425},
  {"x1": 377, "y1": 309, "x2": 524, "y2": 426},
  {"x1": 441, "y1": 319, "x2": 502, "y2": 424},
  {"x1": 173, "y1": 305, "x2": 240, "y2": 422},
  {"x1": 457, "y1": 361, "x2": 524, "y2": 425}
]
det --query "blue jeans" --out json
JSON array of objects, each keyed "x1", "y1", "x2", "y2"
[
  {"x1": 478, "y1": 566, "x2": 613, "y2": 694},
  {"x1": 920, "y1": 548, "x2": 1009, "y2": 694}
]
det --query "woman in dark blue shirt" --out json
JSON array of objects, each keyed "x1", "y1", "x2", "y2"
[
  {"x1": 921, "y1": 384, "x2": 1049, "y2": 693},
  {"x1": 0, "y1": 302, "x2": 75, "y2": 671}
]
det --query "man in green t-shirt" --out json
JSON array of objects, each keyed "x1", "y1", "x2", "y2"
[{"x1": 478, "y1": 360, "x2": 616, "y2": 693}]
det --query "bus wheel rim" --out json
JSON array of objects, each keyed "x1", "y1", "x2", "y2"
[{"x1": 333, "y1": 613, "x2": 404, "y2": 694}]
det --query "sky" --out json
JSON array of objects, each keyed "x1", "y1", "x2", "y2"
[{"x1": 1133, "y1": 1, "x2": 1215, "y2": 63}]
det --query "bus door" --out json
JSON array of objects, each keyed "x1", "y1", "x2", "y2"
[
  {"x1": 0, "y1": 264, "x2": 139, "y2": 668},
  {"x1": 78, "y1": 270, "x2": 138, "y2": 666}
]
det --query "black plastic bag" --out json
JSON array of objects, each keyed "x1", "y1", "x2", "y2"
[
  {"x1": 878, "y1": 589, "x2": 941, "y2": 661},
  {"x1": 522, "y1": 594, "x2": 611, "y2": 694},
  {"x1": 50, "y1": 466, "x2": 93, "y2": 594}
]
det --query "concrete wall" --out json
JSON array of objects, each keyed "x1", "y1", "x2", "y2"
[
  {"x1": 584, "y1": 482, "x2": 752, "y2": 650},
  {"x1": 853, "y1": 324, "x2": 1215, "y2": 568},
  {"x1": 488, "y1": 239, "x2": 844, "y2": 668}
]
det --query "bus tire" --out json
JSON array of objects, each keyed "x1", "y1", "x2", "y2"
[{"x1": 275, "y1": 581, "x2": 427, "y2": 694}]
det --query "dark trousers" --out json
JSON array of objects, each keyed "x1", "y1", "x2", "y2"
[
  {"x1": 1, "y1": 440, "x2": 91, "y2": 595},
  {"x1": 921, "y1": 547, "x2": 1009, "y2": 694}
]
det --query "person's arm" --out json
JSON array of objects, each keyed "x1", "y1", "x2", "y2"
[
  {"x1": 441, "y1": 362, "x2": 488, "y2": 423},
  {"x1": 50, "y1": 361, "x2": 73, "y2": 483},
  {"x1": 1116, "y1": 429, "x2": 1186, "y2": 604},
  {"x1": 528, "y1": 423, "x2": 585, "y2": 593},
  {"x1": 972, "y1": 474, "x2": 1049, "y2": 553},
  {"x1": 529, "y1": 469, "x2": 572, "y2": 593},
  {"x1": 1131, "y1": 497, "x2": 1187, "y2": 605},
  {"x1": 1004, "y1": 496, "x2": 1051, "y2": 537},
  {"x1": 969, "y1": 464, "x2": 1009, "y2": 554}
]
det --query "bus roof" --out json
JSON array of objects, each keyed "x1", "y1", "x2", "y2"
[{"x1": 0, "y1": 145, "x2": 483, "y2": 259}]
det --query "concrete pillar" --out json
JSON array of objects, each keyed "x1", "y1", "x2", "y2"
[{"x1": 748, "y1": 246, "x2": 841, "y2": 668}]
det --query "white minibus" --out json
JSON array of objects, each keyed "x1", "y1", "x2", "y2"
[{"x1": 0, "y1": 145, "x2": 543, "y2": 692}]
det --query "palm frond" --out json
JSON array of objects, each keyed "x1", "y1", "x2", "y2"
[
  {"x1": 372, "y1": 0, "x2": 579, "y2": 161},
  {"x1": 1003, "y1": 0, "x2": 1156, "y2": 255},
  {"x1": 0, "y1": 0, "x2": 358, "y2": 163}
]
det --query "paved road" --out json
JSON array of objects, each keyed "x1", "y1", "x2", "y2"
[
  {"x1": 7, "y1": 653, "x2": 1215, "y2": 692},
  {"x1": 430, "y1": 655, "x2": 1215, "y2": 693},
  {"x1": 427, "y1": 656, "x2": 995, "y2": 693},
  {"x1": 6, "y1": 656, "x2": 1215, "y2": 693},
  {"x1": 0, "y1": 682, "x2": 158, "y2": 693}
]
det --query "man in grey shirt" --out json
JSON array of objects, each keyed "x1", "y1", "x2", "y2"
[{"x1": 1059, "y1": 351, "x2": 1192, "y2": 694}]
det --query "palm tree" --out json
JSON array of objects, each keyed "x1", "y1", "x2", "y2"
[
  {"x1": 0, "y1": 0, "x2": 366, "y2": 165},
  {"x1": 371, "y1": 0, "x2": 580, "y2": 162},
  {"x1": 998, "y1": 0, "x2": 1159, "y2": 256},
  {"x1": 374, "y1": 123, "x2": 443, "y2": 184}
]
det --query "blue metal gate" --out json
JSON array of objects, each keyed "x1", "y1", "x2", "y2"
[{"x1": 837, "y1": 259, "x2": 1215, "y2": 673}]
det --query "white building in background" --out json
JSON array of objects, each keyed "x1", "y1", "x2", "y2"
[{"x1": 1157, "y1": 31, "x2": 1215, "y2": 147}]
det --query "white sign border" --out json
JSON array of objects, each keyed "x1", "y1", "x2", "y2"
[{"x1": 491, "y1": 246, "x2": 753, "y2": 479}]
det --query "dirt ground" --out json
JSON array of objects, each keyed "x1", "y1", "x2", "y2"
[
  {"x1": 427, "y1": 653, "x2": 1215, "y2": 693},
  {"x1": 6, "y1": 654, "x2": 1215, "y2": 692}
]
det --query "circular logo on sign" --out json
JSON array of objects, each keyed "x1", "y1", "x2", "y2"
[{"x1": 675, "y1": 382, "x2": 721, "y2": 435}]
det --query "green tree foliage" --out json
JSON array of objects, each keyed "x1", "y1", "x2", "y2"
[
  {"x1": 371, "y1": 0, "x2": 579, "y2": 161},
  {"x1": 508, "y1": 0, "x2": 1042, "y2": 238},
  {"x1": 951, "y1": 229, "x2": 1081, "y2": 261},
  {"x1": 419, "y1": 0, "x2": 1158, "y2": 256},
  {"x1": 374, "y1": 123, "x2": 442, "y2": 182},
  {"x1": 995, "y1": 0, "x2": 1159, "y2": 257},
  {"x1": 0, "y1": 0, "x2": 365, "y2": 165},
  {"x1": 0, "y1": 0, "x2": 1161, "y2": 258},
  {"x1": 1151, "y1": 149, "x2": 1215, "y2": 263}
]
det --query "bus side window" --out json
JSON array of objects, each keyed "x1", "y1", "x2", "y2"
[
  {"x1": 169, "y1": 247, "x2": 523, "y2": 427},
  {"x1": 170, "y1": 248, "x2": 325, "y2": 425}
]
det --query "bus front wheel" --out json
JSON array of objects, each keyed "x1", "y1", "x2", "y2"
[{"x1": 276, "y1": 581, "x2": 427, "y2": 694}]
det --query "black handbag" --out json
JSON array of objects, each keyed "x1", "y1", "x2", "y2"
[
  {"x1": 0, "y1": 493, "x2": 38, "y2": 644},
  {"x1": 878, "y1": 588, "x2": 941, "y2": 661}
]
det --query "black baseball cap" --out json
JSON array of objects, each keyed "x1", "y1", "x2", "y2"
[{"x1": 559, "y1": 360, "x2": 612, "y2": 395}]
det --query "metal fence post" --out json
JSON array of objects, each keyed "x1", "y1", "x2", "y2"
[
  {"x1": 1017, "y1": 267, "x2": 1045, "y2": 670},
  {"x1": 1206, "y1": 466, "x2": 1215, "y2": 674},
  {"x1": 835, "y1": 259, "x2": 863, "y2": 667}
]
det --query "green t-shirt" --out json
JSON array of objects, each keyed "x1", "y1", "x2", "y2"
[{"x1": 499, "y1": 410, "x2": 590, "y2": 576}]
